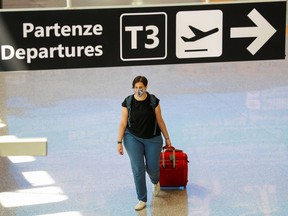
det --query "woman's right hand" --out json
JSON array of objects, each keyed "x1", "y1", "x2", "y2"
[{"x1": 118, "y1": 144, "x2": 124, "y2": 155}]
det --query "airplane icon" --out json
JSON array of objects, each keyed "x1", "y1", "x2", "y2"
[
  {"x1": 176, "y1": 10, "x2": 223, "y2": 58},
  {"x1": 181, "y1": 26, "x2": 219, "y2": 42}
]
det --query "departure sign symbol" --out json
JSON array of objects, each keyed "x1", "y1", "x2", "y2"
[
  {"x1": 176, "y1": 10, "x2": 223, "y2": 59},
  {"x1": 181, "y1": 26, "x2": 219, "y2": 43}
]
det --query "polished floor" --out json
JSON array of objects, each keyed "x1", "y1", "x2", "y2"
[{"x1": 1, "y1": 1, "x2": 288, "y2": 216}]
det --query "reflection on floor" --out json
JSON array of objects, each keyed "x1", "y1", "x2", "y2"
[
  {"x1": 1, "y1": 56, "x2": 288, "y2": 215},
  {"x1": 0, "y1": 1, "x2": 288, "y2": 216}
]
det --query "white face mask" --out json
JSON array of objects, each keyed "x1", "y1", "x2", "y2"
[{"x1": 135, "y1": 89, "x2": 146, "y2": 97}]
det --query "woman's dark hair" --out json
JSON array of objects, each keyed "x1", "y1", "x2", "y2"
[{"x1": 132, "y1": 76, "x2": 148, "y2": 88}]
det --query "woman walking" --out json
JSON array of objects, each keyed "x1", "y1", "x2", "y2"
[{"x1": 117, "y1": 76, "x2": 172, "y2": 211}]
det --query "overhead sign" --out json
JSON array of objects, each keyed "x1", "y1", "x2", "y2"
[
  {"x1": 176, "y1": 10, "x2": 223, "y2": 58},
  {"x1": 0, "y1": 1, "x2": 286, "y2": 71},
  {"x1": 230, "y1": 8, "x2": 277, "y2": 55},
  {"x1": 120, "y1": 12, "x2": 167, "y2": 61}
]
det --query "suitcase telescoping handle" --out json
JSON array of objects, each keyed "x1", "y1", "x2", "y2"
[
  {"x1": 162, "y1": 146, "x2": 176, "y2": 169},
  {"x1": 163, "y1": 146, "x2": 175, "y2": 151}
]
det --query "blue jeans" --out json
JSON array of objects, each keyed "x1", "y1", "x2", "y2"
[{"x1": 124, "y1": 130, "x2": 163, "y2": 202}]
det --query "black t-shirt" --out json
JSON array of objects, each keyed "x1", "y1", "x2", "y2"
[{"x1": 122, "y1": 93, "x2": 161, "y2": 139}]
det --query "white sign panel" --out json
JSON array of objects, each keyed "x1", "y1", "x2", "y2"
[{"x1": 176, "y1": 10, "x2": 223, "y2": 59}]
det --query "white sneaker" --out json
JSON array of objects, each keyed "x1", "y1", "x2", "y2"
[
  {"x1": 134, "y1": 201, "x2": 146, "y2": 211},
  {"x1": 153, "y1": 182, "x2": 160, "y2": 197}
]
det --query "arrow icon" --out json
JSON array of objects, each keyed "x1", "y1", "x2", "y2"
[{"x1": 230, "y1": 8, "x2": 276, "y2": 55}]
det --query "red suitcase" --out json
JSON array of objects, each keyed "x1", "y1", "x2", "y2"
[{"x1": 159, "y1": 146, "x2": 189, "y2": 187}]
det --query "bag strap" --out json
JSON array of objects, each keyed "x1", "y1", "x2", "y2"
[
  {"x1": 162, "y1": 146, "x2": 176, "y2": 169},
  {"x1": 125, "y1": 95, "x2": 133, "y2": 127},
  {"x1": 149, "y1": 94, "x2": 158, "y2": 136},
  {"x1": 149, "y1": 94, "x2": 157, "y2": 110}
]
